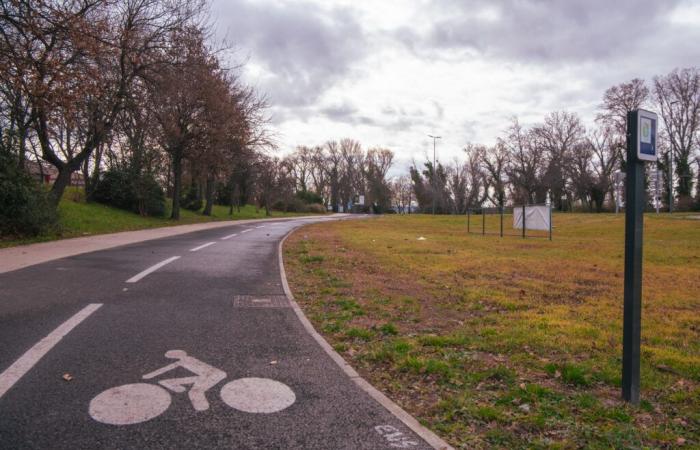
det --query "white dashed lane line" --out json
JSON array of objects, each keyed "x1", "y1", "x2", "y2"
[
  {"x1": 255, "y1": 225, "x2": 265, "y2": 229},
  {"x1": 0, "y1": 303, "x2": 103, "y2": 399},
  {"x1": 189, "y1": 242, "x2": 216, "y2": 252},
  {"x1": 221, "y1": 233, "x2": 238, "y2": 240},
  {"x1": 126, "y1": 256, "x2": 181, "y2": 283},
  {"x1": 240, "y1": 229, "x2": 253, "y2": 233}
]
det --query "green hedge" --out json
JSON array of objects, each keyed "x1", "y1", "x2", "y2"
[
  {"x1": 92, "y1": 168, "x2": 165, "y2": 216},
  {"x1": 0, "y1": 154, "x2": 57, "y2": 236}
]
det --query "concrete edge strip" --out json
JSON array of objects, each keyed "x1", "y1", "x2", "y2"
[{"x1": 277, "y1": 230, "x2": 454, "y2": 450}]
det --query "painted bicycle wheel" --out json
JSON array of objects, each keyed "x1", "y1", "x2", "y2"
[
  {"x1": 220, "y1": 377, "x2": 296, "y2": 413},
  {"x1": 89, "y1": 383, "x2": 171, "y2": 425}
]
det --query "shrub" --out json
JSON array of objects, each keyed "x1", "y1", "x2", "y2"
[
  {"x1": 181, "y1": 184, "x2": 202, "y2": 211},
  {"x1": 272, "y1": 197, "x2": 304, "y2": 212},
  {"x1": 92, "y1": 168, "x2": 165, "y2": 216},
  {"x1": 0, "y1": 154, "x2": 57, "y2": 237},
  {"x1": 304, "y1": 203, "x2": 326, "y2": 213},
  {"x1": 133, "y1": 176, "x2": 165, "y2": 216},
  {"x1": 296, "y1": 190, "x2": 323, "y2": 205},
  {"x1": 271, "y1": 198, "x2": 326, "y2": 214}
]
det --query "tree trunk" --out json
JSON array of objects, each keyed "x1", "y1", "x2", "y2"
[
  {"x1": 17, "y1": 129, "x2": 27, "y2": 170},
  {"x1": 49, "y1": 165, "x2": 73, "y2": 208},
  {"x1": 203, "y1": 174, "x2": 214, "y2": 216},
  {"x1": 86, "y1": 145, "x2": 103, "y2": 201},
  {"x1": 171, "y1": 153, "x2": 183, "y2": 220}
]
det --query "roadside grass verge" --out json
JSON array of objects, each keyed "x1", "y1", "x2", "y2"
[
  {"x1": 1, "y1": 188, "x2": 318, "y2": 248},
  {"x1": 283, "y1": 213, "x2": 700, "y2": 449}
]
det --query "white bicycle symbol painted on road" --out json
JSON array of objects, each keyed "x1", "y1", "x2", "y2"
[{"x1": 89, "y1": 350, "x2": 296, "y2": 425}]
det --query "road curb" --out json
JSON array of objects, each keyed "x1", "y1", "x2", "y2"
[{"x1": 278, "y1": 229, "x2": 454, "y2": 450}]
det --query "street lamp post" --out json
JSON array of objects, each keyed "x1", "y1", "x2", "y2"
[{"x1": 428, "y1": 134, "x2": 441, "y2": 215}]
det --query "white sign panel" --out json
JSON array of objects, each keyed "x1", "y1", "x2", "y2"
[
  {"x1": 513, "y1": 206, "x2": 551, "y2": 231},
  {"x1": 358, "y1": 195, "x2": 365, "y2": 205},
  {"x1": 637, "y1": 109, "x2": 657, "y2": 162}
]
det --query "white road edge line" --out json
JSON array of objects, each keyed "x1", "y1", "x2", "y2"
[
  {"x1": 190, "y1": 242, "x2": 216, "y2": 252},
  {"x1": 221, "y1": 233, "x2": 238, "y2": 240},
  {"x1": 277, "y1": 230, "x2": 453, "y2": 450},
  {"x1": 126, "y1": 256, "x2": 180, "y2": 283},
  {"x1": 0, "y1": 303, "x2": 103, "y2": 399}
]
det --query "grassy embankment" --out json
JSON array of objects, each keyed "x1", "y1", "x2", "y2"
[
  {"x1": 284, "y1": 213, "x2": 700, "y2": 449},
  {"x1": 1, "y1": 188, "x2": 317, "y2": 248}
]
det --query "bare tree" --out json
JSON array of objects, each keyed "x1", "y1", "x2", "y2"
[
  {"x1": 0, "y1": 0, "x2": 201, "y2": 208},
  {"x1": 363, "y1": 147, "x2": 394, "y2": 212},
  {"x1": 325, "y1": 140, "x2": 342, "y2": 212},
  {"x1": 339, "y1": 138, "x2": 363, "y2": 209},
  {"x1": 287, "y1": 145, "x2": 314, "y2": 193},
  {"x1": 308, "y1": 145, "x2": 329, "y2": 201},
  {"x1": 567, "y1": 141, "x2": 595, "y2": 211},
  {"x1": 588, "y1": 126, "x2": 618, "y2": 211},
  {"x1": 255, "y1": 155, "x2": 293, "y2": 216},
  {"x1": 480, "y1": 142, "x2": 508, "y2": 208},
  {"x1": 654, "y1": 68, "x2": 700, "y2": 206},
  {"x1": 598, "y1": 78, "x2": 650, "y2": 170},
  {"x1": 391, "y1": 174, "x2": 412, "y2": 213},
  {"x1": 533, "y1": 111, "x2": 585, "y2": 210},
  {"x1": 502, "y1": 117, "x2": 546, "y2": 204}
]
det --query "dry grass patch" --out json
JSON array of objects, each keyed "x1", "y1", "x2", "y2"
[{"x1": 284, "y1": 213, "x2": 699, "y2": 449}]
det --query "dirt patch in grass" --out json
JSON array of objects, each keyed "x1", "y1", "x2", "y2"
[{"x1": 284, "y1": 214, "x2": 700, "y2": 449}]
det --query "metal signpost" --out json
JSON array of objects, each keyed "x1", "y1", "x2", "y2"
[{"x1": 622, "y1": 109, "x2": 657, "y2": 405}]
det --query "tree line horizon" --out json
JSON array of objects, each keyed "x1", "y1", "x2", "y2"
[
  {"x1": 1, "y1": 2, "x2": 698, "y2": 240},
  {"x1": 286, "y1": 69, "x2": 700, "y2": 215}
]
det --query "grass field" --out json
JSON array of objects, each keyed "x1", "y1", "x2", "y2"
[
  {"x1": 284, "y1": 213, "x2": 700, "y2": 449},
  {"x1": 0, "y1": 189, "x2": 317, "y2": 248}
]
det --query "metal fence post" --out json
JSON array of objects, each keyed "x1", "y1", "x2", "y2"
[
  {"x1": 482, "y1": 209, "x2": 485, "y2": 235},
  {"x1": 522, "y1": 204, "x2": 526, "y2": 239},
  {"x1": 549, "y1": 204, "x2": 552, "y2": 241},
  {"x1": 500, "y1": 206, "x2": 504, "y2": 237},
  {"x1": 467, "y1": 209, "x2": 470, "y2": 233}
]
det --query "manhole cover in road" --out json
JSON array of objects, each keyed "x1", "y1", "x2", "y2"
[{"x1": 233, "y1": 295, "x2": 290, "y2": 308}]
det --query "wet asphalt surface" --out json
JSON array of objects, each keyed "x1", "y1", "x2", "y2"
[{"x1": 0, "y1": 217, "x2": 431, "y2": 449}]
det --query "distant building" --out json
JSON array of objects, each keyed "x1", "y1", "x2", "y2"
[{"x1": 24, "y1": 160, "x2": 84, "y2": 186}]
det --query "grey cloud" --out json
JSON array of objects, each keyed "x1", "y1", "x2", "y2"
[
  {"x1": 213, "y1": 0, "x2": 367, "y2": 107},
  {"x1": 400, "y1": 0, "x2": 697, "y2": 66},
  {"x1": 320, "y1": 102, "x2": 358, "y2": 121}
]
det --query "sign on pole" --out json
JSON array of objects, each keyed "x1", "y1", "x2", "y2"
[
  {"x1": 622, "y1": 109, "x2": 657, "y2": 405},
  {"x1": 636, "y1": 109, "x2": 658, "y2": 162}
]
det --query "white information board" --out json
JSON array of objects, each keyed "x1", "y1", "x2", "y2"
[{"x1": 513, "y1": 205, "x2": 551, "y2": 231}]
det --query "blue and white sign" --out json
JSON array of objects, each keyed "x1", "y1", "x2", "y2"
[{"x1": 637, "y1": 109, "x2": 657, "y2": 162}]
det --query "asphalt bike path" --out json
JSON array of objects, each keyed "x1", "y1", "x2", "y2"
[{"x1": 0, "y1": 217, "x2": 436, "y2": 449}]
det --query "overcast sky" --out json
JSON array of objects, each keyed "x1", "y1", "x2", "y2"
[{"x1": 211, "y1": 0, "x2": 700, "y2": 172}]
